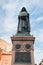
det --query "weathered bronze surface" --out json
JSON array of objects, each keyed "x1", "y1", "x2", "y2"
[
  {"x1": 16, "y1": 7, "x2": 30, "y2": 36},
  {"x1": 15, "y1": 52, "x2": 31, "y2": 63}
]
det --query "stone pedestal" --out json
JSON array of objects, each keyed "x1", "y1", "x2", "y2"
[{"x1": 11, "y1": 35, "x2": 35, "y2": 65}]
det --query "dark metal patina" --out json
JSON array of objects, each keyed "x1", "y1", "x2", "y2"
[{"x1": 16, "y1": 7, "x2": 30, "y2": 36}]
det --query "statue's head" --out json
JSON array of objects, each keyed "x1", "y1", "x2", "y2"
[{"x1": 18, "y1": 7, "x2": 29, "y2": 20}]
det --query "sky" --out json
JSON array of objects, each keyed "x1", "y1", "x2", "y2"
[{"x1": 0, "y1": 0, "x2": 43, "y2": 65}]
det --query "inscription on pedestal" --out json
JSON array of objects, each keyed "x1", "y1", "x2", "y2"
[{"x1": 15, "y1": 52, "x2": 31, "y2": 63}]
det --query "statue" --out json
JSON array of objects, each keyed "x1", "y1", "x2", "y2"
[{"x1": 17, "y1": 7, "x2": 30, "y2": 35}]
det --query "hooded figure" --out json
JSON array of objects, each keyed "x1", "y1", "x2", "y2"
[{"x1": 17, "y1": 7, "x2": 30, "y2": 34}]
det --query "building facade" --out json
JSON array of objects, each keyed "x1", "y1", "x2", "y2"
[{"x1": 0, "y1": 39, "x2": 12, "y2": 65}]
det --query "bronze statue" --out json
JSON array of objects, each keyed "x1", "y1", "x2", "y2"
[{"x1": 17, "y1": 7, "x2": 30, "y2": 35}]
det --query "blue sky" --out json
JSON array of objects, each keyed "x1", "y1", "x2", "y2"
[{"x1": 0, "y1": 0, "x2": 43, "y2": 65}]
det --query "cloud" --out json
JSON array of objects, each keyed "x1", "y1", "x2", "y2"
[
  {"x1": 0, "y1": 18, "x2": 18, "y2": 33},
  {"x1": 3, "y1": 18, "x2": 17, "y2": 32},
  {"x1": 2, "y1": 3, "x2": 17, "y2": 11},
  {"x1": 36, "y1": 16, "x2": 43, "y2": 21},
  {"x1": 31, "y1": 29, "x2": 43, "y2": 44},
  {"x1": 36, "y1": 29, "x2": 43, "y2": 43},
  {"x1": 34, "y1": 49, "x2": 43, "y2": 65},
  {"x1": 0, "y1": 34, "x2": 11, "y2": 43}
]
